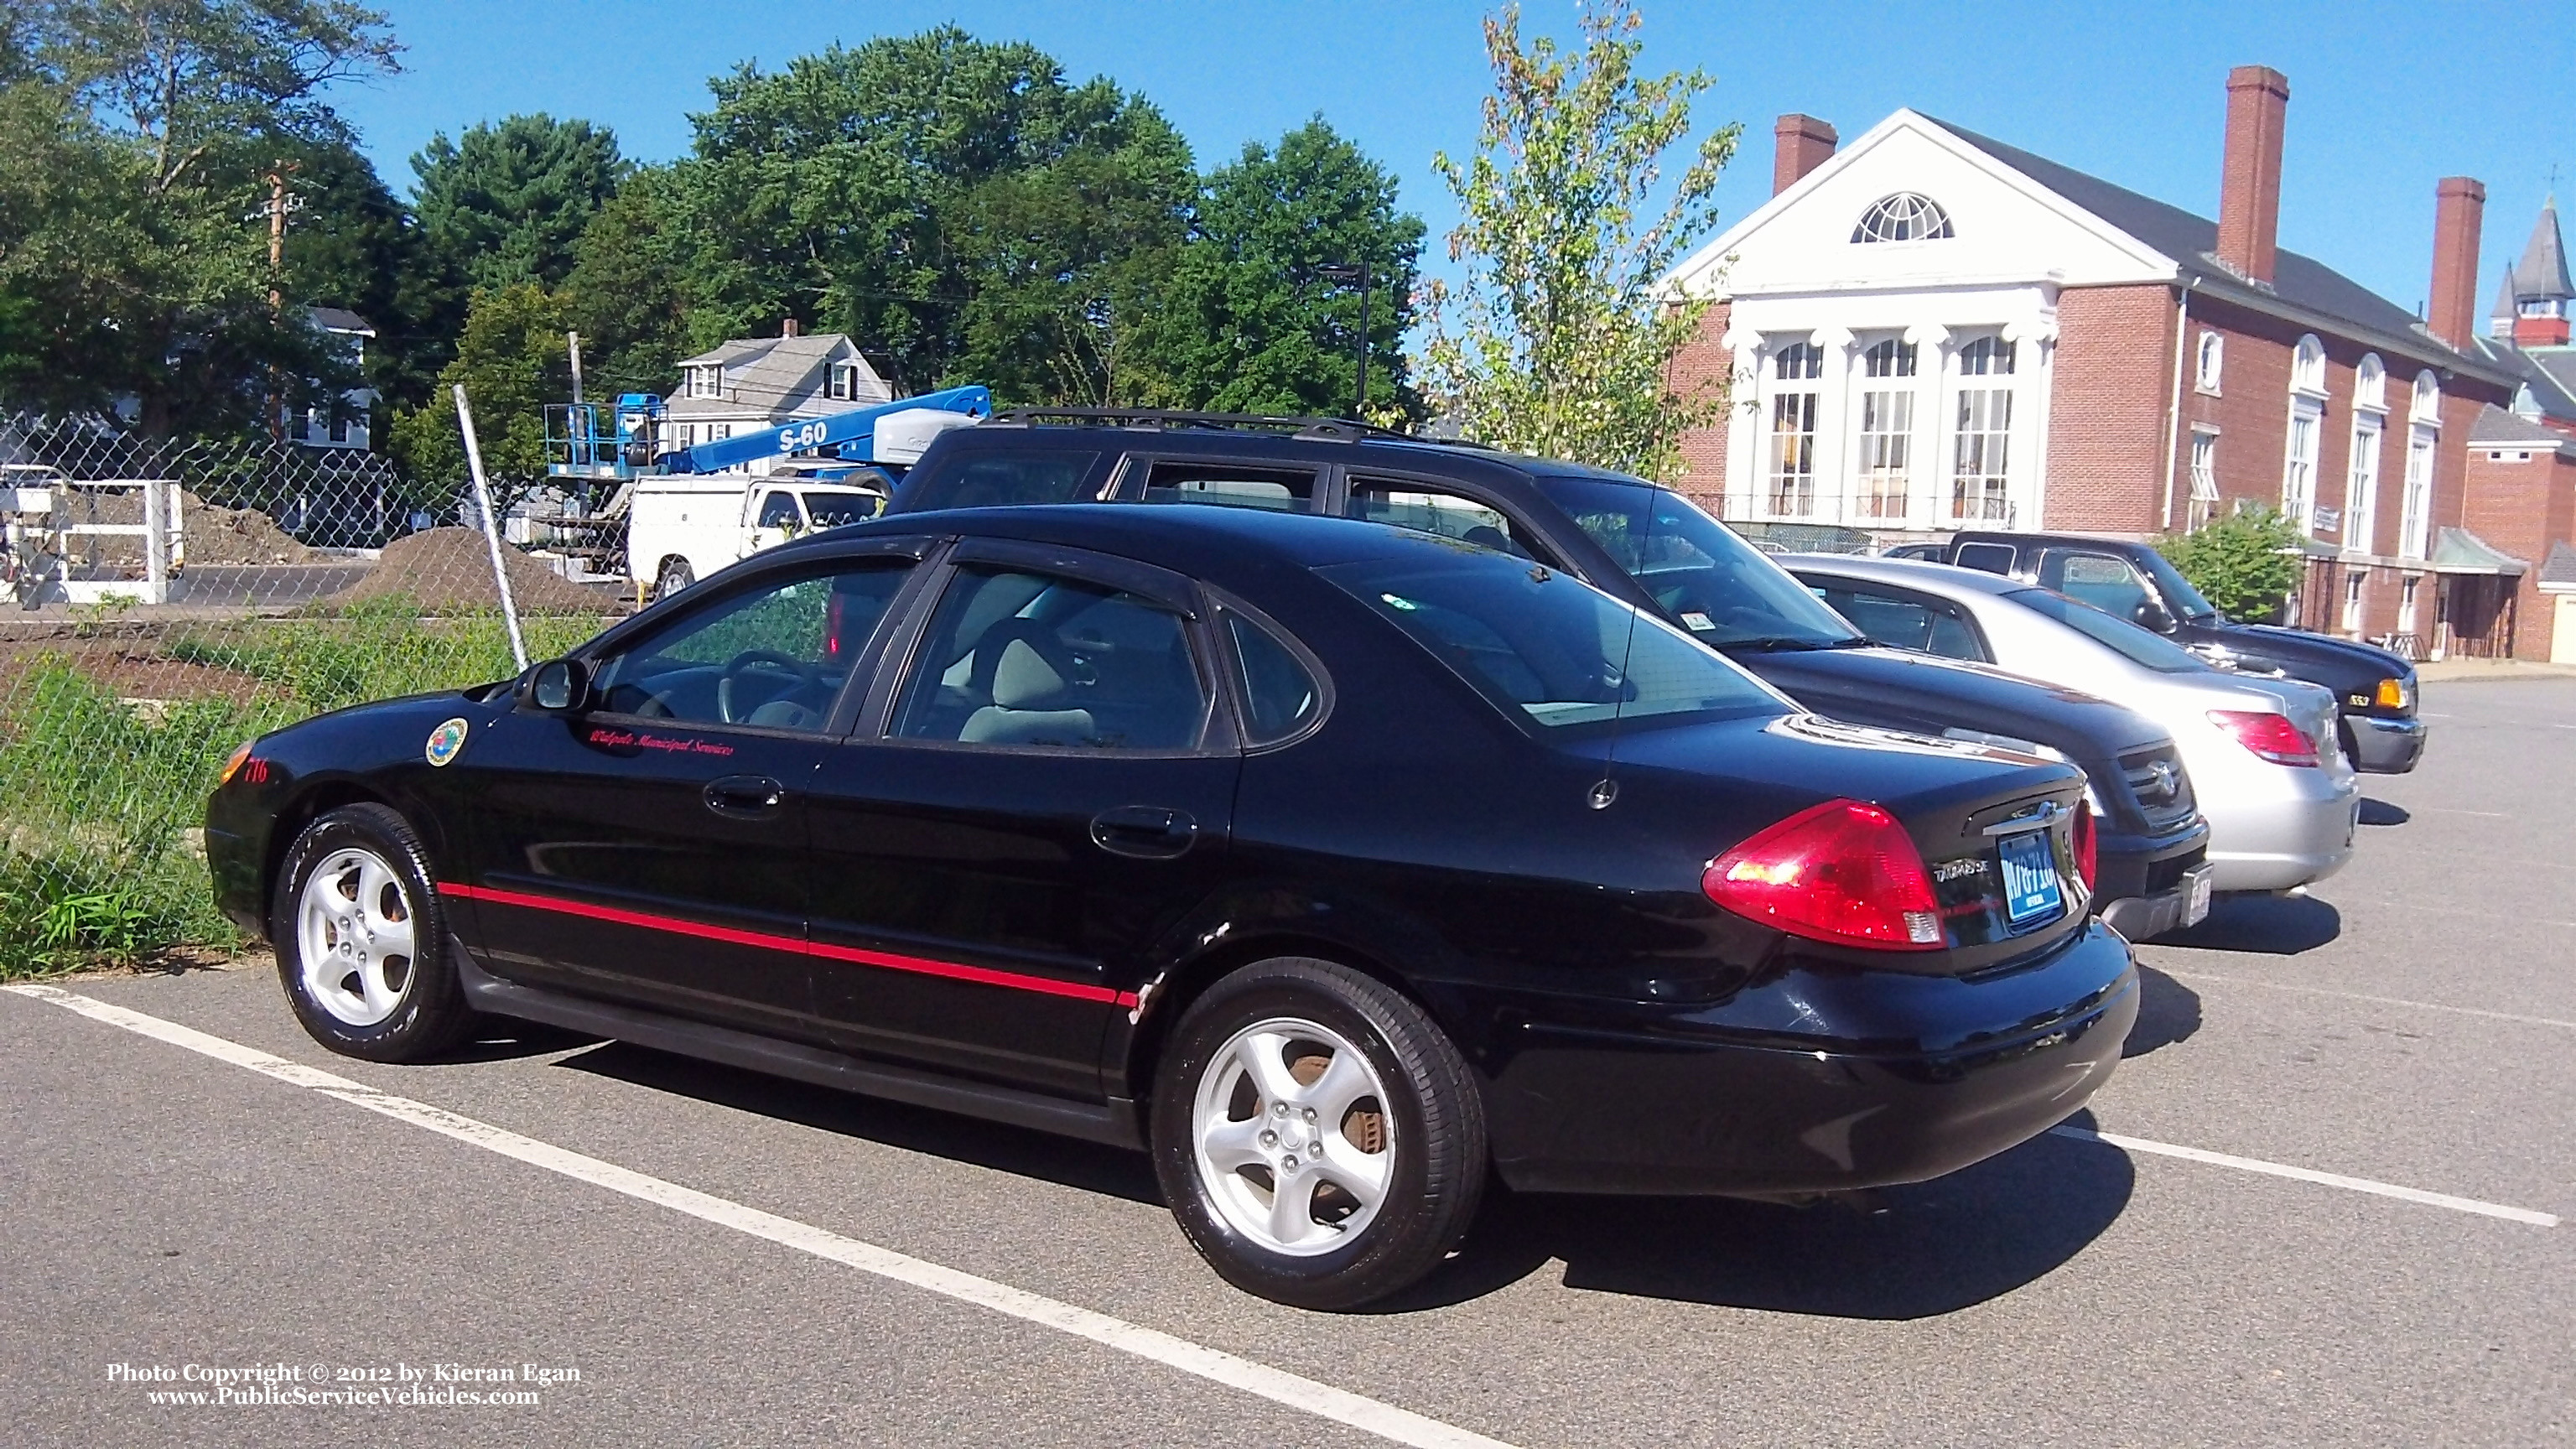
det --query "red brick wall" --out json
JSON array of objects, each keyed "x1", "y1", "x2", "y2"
[
  {"x1": 2464, "y1": 444, "x2": 2576, "y2": 660},
  {"x1": 2043, "y1": 284, "x2": 2177, "y2": 532},
  {"x1": 1667, "y1": 299, "x2": 1732, "y2": 510}
]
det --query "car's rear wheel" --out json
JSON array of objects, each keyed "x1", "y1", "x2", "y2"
[
  {"x1": 1149, "y1": 957, "x2": 1485, "y2": 1310},
  {"x1": 273, "y1": 803, "x2": 475, "y2": 1063},
  {"x1": 651, "y1": 557, "x2": 694, "y2": 602}
]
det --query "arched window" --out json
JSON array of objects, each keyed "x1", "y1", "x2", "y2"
[
  {"x1": 2353, "y1": 354, "x2": 2386, "y2": 412},
  {"x1": 1774, "y1": 341, "x2": 1822, "y2": 380},
  {"x1": 1958, "y1": 335, "x2": 2016, "y2": 376},
  {"x1": 1852, "y1": 193, "x2": 1955, "y2": 243},
  {"x1": 2195, "y1": 330, "x2": 2225, "y2": 392},
  {"x1": 2411, "y1": 371, "x2": 2440, "y2": 424},
  {"x1": 2291, "y1": 335, "x2": 2327, "y2": 395},
  {"x1": 1862, "y1": 339, "x2": 1917, "y2": 377}
]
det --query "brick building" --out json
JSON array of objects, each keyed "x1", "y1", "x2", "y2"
[
  {"x1": 2461, "y1": 199, "x2": 2576, "y2": 659},
  {"x1": 1664, "y1": 67, "x2": 2519, "y2": 653}
]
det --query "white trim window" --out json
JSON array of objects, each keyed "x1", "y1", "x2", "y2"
[
  {"x1": 1950, "y1": 336, "x2": 2015, "y2": 523},
  {"x1": 2194, "y1": 330, "x2": 2224, "y2": 393},
  {"x1": 2283, "y1": 406, "x2": 2320, "y2": 534},
  {"x1": 1852, "y1": 193, "x2": 1955, "y2": 243},
  {"x1": 2345, "y1": 415, "x2": 2382, "y2": 555},
  {"x1": 688, "y1": 365, "x2": 723, "y2": 400},
  {"x1": 2398, "y1": 427, "x2": 2434, "y2": 560},
  {"x1": 2353, "y1": 353, "x2": 2386, "y2": 411},
  {"x1": 2341, "y1": 570, "x2": 2366, "y2": 633},
  {"x1": 828, "y1": 361, "x2": 862, "y2": 402},
  {"x1": 2411, "y1": 370, "x2": 2440, "y2": 424},
  {"x1": 1856, "y1": 338, "x2": 1917, "y2": 520},
  {"x1": 2187, "y1": 428, "x2": 2220, "y2": 532},
  {"x1": 1766, "y1": 340, "x2": 1822, "y2": 517},
  {"x1": 2397, "y1": 574, "x2": 2421, "y2": 636},
  {"x1": 2290, "y1": 334, "x2": 2328, "y2": 396}
]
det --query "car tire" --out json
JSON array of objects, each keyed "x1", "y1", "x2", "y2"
[
  {"x1": 271, "y1": 803, "x2": 476, "y2": 1063},
  {"x1": 652, "y1": 557, "x2": 694, "y2": 603},
  {"x1": 1148, "y1": 957, "x2": 1486, "y2": 1311}
]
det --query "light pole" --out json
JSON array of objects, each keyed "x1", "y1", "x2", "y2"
[{"x1": 1317, "y1": 261, "x2": 1370, "y2": 419}]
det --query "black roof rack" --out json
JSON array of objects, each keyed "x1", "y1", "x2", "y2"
[{"x1": 985, "y1": 406, "x2": 1490, "y2": 449}]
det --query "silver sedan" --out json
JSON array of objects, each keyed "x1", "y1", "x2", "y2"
[{"x1": 1784, "y1": 555, "x2": 2361, "y2": 894}]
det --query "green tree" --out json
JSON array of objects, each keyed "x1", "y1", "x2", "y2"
[
  {"x1": 0, "y1": 0, "x2": 398, "y2": 434},
  {"x1": 673, "y1": 29, "x2": 1192, "y2": 398},
  {"x1": 1420, "y1": 0, "x2": 1739, "y2": 478},
  {"x1": 563, "y1": 166, "x2": 699, "y2": 398},
  {"x1": 279, "y1": 139, "x2": 449, "y2": 412},
  {"x1": 2155, "y1": 505, "x2": 2308, "y2": 621},
  {"x1": 412, "y1": 113, "x2": 626, "y2": 294},
  {"x1": 1140, "y1": 117, "x2": 1425, "y2": 418},
  {"x1": 388, "y1": 284, "x2": 569, "y2": 503}
]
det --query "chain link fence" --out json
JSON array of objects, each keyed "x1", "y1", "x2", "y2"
[{"x1": 0, "y1": 412, "x2": 630, "y2": 975}]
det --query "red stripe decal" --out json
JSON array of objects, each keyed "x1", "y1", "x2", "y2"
[{"x1": 440, "y1": 881, "x2": 1137, "y2": 1007}]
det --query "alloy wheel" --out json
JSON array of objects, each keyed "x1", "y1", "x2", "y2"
[
  {"x1": 295, "y1": 846, "x2": 417, "y2": 1027},
  {"x1": 1190, "y1": 1017, "x2": 1394, "y2": 1256}
]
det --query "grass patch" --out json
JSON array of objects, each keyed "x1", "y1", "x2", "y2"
[{"x1": 1, "y1": 601, "x2": 610, "y2": 976}]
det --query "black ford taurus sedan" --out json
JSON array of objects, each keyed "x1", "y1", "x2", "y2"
[{"x1": 207, "y1": 505, "x2": 2137, "y2": 1309}]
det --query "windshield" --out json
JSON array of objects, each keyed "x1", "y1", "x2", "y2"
[
  {"x1": 1531, "y1": 474, "x2": 1866, "y2": 649},
  {"x1": 802, "y1": 491, "x2": 882, "y2": 528},
  {"x1": 1323, "y1": 547, "x2": 1784, "y2": 732},
  {"x1": 2006, "y1": 588, "x2": 2209, "y2": 673},
  {"x1": 2136, "y1": 546, "x2": 2221, "y2": 621}
]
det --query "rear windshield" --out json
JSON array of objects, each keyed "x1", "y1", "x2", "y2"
[
  {"x1": 1322, "y1": 548, "x2": 1783, "y2": 731},
  {"x1": 1531, "y1": 474, "x2": 1864, "y2": 649},
  {"x1": 897, "y1": 449, "x2": 1102, "y2": 511},
  {"x1": 2006, "y1": 588, "x2": 2207, "y2": 673}
]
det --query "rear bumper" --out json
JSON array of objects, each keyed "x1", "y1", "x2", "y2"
[
  {"x1": 2345, "y1": 713, "x2": 2427, "y2": 774},
  {"x1": 1481, "y1": 922, "x2": 2137, "y2": 1196},
  {"x1": 2205, "y1": 770, "x2": 2361, "y2": 892},
  {"x1": 2099, "y1": 863, "x2": 2212, "y2": 941}
]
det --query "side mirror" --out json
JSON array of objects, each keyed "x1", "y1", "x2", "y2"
[
  {"x1": 2137, "y1": 600, "x2": 2175, "y2": 634},
  {"x1": 526, "y1": 658, "x2": 593, "y2": 714}
]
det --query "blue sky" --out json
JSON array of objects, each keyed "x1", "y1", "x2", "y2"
[{"x1": 333, "y1": 1, "x2": 2570, "y2": 319}]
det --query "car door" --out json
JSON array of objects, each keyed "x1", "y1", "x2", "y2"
[
  {"x1": 1339, "y1": 471, "x2": 1551, "y2": 559},
  {"x1": 1121, "y1": 454, "x2": 1326, "y2": 513},
  {"x1": 458, "y1": 542, "x2": 929, "y2": 1042},
  {"x1": 744, "y1": 486, "x2": 803, "y2": 557},
  {"x1": 2037, "y1": 548, "x2": 2164, "y2": 629},
  {"x1": 802, "y1": 538, "x2": 1239, "y2": 1099}
]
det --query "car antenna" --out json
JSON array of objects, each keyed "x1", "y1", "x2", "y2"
[{"x1": 1589, "y1": 574, "x2": 1642, "y2": 812}]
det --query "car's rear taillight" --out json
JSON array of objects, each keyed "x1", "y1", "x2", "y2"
[
  {"x1": 2072, "y1": 797, "x2": 2097, "y2": 891},
  {"x1": 2208, "y1": 709, "x2": 2318, "y2": 766},
  {"x1": 1704, "y1": 798, "x2": 1943, "y2": 951}
]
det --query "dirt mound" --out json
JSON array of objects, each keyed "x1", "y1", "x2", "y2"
[
  {"x1": 320, "y1": 527, "x2": 622, "y2": 615},
  {"x1": 52, "y1": 487, "x2": 314, "y2": 566}
]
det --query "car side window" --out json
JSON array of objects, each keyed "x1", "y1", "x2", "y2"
[
  {"x1": 591, "y1": 561, "x2": 916, "y2": 730},
  {"x1": 1138, "y1": 460, "x2": 1319, "y2": 512},
  {"x1": 2039, "y1": 549, "x2": 2157, "y2": 625},
  {"x1": 1222, "y1": 607, "x2": 1323, "y2": 745},
  {"x1": 1811, "y1": 583, "x2": 1988, "y2": 662},
  {"x1": 1344, "y1": 477, "x2": 1536, "y2": 558},
  {"x1": 1953, "y1": 542, "x2": 2017, "y2": 575},
  {"x1": 756, "y1": 490, "x2": 802, "y2": 530},
  {"x1": 891, "y1": 564, "x2": 1211, "y2": 750},
  {"x1": 911, "y1": 450, "x2": 1104, "y2": 508}
]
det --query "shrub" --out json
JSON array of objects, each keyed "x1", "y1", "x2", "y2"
[{"x1": 2154, "y1": 505, "x2": 2306, "y2": 622}]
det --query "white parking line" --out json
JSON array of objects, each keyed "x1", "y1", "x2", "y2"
[
  {"x1": 2157, "y1": 968, "x2": 2576, "y2": 1031},
  {"x1": 2047, "y1": 1125, "x2": 2559, "y2": 1228},
  {"x1": 3, "y1": 984, "x2": 1515, "y2": 1449}
]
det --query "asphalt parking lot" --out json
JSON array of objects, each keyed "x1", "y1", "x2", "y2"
[{"x1": 4, "y1": 677, "x2": 2570, "y2": 1448}]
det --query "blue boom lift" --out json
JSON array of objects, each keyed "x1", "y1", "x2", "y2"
[{"x1": 544, "y1": 385, "x2": 993, "y2": 483}]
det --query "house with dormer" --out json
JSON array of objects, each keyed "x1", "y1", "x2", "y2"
[
  {"x1": 667, "y1": 323, "x2": 892, "y2": 465},
  {"x1": 1663, "y1": 66, "x2": 2521, "y2": 652}
]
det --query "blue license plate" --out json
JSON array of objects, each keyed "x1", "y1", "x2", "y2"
[{"x1": 1997, "y1": 830, "x2": 2064, "y2": 927}]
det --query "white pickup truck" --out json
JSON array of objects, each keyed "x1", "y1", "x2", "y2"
[
  {"x1": 625, "y1": 406, "x2": 979, "y2": 600},
  {"x1": 626, "y1": 469, "x2": 887, "y2": 600}
]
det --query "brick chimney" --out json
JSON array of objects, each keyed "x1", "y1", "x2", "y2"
[
  {"x1": 781, "y1": 318, "x2": 801, "y2": 338},
  {"x1": 2215, "y1": 66, "x2": 2289, "y2": 284},
  {"x1": 2428, "y1": 177, "x2": 2485, "y2": 350},
  {"x1": 1773, "y1": 114, "x2": 1838, "y2": 196}
]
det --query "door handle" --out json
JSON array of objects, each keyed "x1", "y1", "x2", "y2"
[
  {"x1": 1089, "y1": 806, "x2": 1197, "y2": 860},
  {"x1": 704, "y1": 775, "x2": 786, "y2": 817}
]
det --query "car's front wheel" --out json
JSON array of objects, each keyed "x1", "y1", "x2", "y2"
[
  {"x1": 1149, "y1": 957, "x2": 1486, "y2": 1310},
  {"x1": 272, "y1": 803, "x2": 475, "y2": 1063}
]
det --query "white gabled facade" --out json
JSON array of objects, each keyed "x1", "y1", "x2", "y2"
[{"x1": 1670, "y1": 111, "x2": 2176, "y2": 532}]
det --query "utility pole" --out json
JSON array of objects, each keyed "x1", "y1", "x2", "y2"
[
  {"x1": 265, "y1": 165, "x2": 294, "y2": 441},
  {"x1": 1317, "y1": 260, "x2": 1373, "y2": 420}
]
